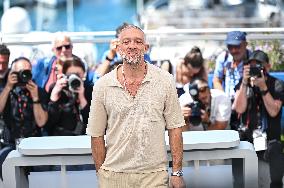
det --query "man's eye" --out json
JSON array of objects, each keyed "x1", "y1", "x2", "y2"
[{"x1": 123, "y1": 41, "x2": 130, "y2": 45}]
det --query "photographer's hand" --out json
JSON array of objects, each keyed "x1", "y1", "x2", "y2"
[
  {"x1": 50, "y1": 74, "x2": 67, "y2": 102},
  {"x1": 181, "y1": 105, "x2": 192, "y2": 118},
  {"x1": 6, "y1": 72, "x2": 18, "y2": 91},
  {"x1": 201, "y1": 109, "x2": 210, "y2": 125},
  {"x1": 26, "y1": 80, "x2": 39, "y2": 101},
  {"x1": 253, "y1": 70, "x2": 267, "y2": 91},
  {"x1": 0, "y1": 72, "x2": 18, "y2": 113},
  {"x1": 75, "y1": 80, "x2": 87, "y2": 109}
]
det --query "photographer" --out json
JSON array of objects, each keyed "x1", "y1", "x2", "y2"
[
  {"x1": 176, "y1": 46, "x2": 208, "y2": 97},
  {"x1": 0, "y1": 44, "x2": 10, "y2": 92},
  {"x1": 0, "y1": 57, "x2": 48, "y2": 179},
  {"x1": 179, "y1": 78, "x2": 231, "y2": 131},
  {"x1": 47, "y1": 57, "x2": 92, "y2": 136},
  {"x1": 233, "y1": 50, "x2": 284, "y2": 188}
]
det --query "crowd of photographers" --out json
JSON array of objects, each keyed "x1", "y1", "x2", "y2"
[
  {"x1": 177, "y1": 31, "x2": 284, "y2": 188},
  {"x1": 0, "y1": 28, "x2": 283, "y2": 187}
]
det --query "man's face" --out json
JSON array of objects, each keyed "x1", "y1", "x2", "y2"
[
  {"x1": 53, "y1": 36, "x2": 73, "y2": 59},
  {"x1": 0, "y1": 54, "x2": 9, "y2": 78},
  {"x1": 197, "y1": 85, "x2": 210, "y2": 106},
  {"x1": 227, "y1": 41, "x2": 247, "y2": 62},
  {"x1": 12, "y1": 59, "x2": 32, "y2": 72},
  {"x1": 117, "y1": 27, "x2": 148, "y2": 66},
  {"x1": 186, "y1": 63, "x2": 201, "y2": 78}
]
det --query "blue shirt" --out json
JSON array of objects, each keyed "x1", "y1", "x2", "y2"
[
  {"x1": 32, "y1": 56, "x2": 99, "y2": 90},
  {"x1": 214, "y1": 50, "x2": 251, "y2": 99}
]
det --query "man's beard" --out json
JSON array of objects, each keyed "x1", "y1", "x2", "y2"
[{"x1": 120, "y1": 50, "x2": 144, "y2": 67}]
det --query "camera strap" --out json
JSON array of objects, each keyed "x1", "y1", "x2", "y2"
[{"x1": 11, "y1": 88, "x2": 31, "y2": 121}]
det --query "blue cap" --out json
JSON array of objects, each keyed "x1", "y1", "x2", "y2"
[{"x1": 225, "y1": 31, "x2": 246, "y2": 45}]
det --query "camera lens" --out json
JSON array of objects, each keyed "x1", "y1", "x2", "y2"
[{"x1": 67, "y1": 74, "x2": 81, "y2": 91}]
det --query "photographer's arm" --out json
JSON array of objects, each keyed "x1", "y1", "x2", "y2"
[
  {"x1": 26, "y1": 81, "x2": 48, "y2": 127},
  {"x1": 91, "y1": 136, "x2": 106, "y2": 172},
  {"x1": 232, "y1": 65, "x2": 250, "y2": 113},
  {"x1": 213, "y1": 77, "x2": 224, "y2": 91},
  {"x1": 0, "y1": 86, "x2": 12, "y2": 113},
  {"x1": 254, "y1": 72, "x2": 282, "y2": 117},
  {"x1": 262, "y1": 94, "x2": 282, "y2": 117},
  {"x1": 0, "y1": 72, "x2": 17, "y2": 113}
]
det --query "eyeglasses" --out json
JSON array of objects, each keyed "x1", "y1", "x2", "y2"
[
  {"x1": 198, "y1": 86, "x2": 208, "y2": 93},
  {"x1": 56, "y1": 44, "x2": 72, "y2": 51}
]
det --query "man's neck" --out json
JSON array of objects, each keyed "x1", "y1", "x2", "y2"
[{"x1": 122, "y1": 61, "x2": 146, "y2": 79}]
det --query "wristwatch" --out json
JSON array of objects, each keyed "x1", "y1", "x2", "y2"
[
  {"x1": 260, "y1": 89, "x2": 269, "y2": 96},
  {"x1": 171, "y1": 170, "x2": 183, "y2": 177},
  {"x1": 105, "y1": 55, "x2": 114, "y2": 61}
]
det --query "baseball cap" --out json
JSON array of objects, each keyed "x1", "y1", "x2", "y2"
[
  {"x1": 248, "y1": 50, "x2": 269, "y2": 64},
  {"x1": 225, "y1": 31, "x2": 246, "y2": 45}
]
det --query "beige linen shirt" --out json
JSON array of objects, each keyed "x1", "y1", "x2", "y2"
[{"x1": 87, "y1": 64, "x2": 185, "y2": 173}]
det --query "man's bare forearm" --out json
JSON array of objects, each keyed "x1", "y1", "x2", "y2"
[
  {"x1": 213, "y1": 77, "x2": 224, "y2": 91},
  {"x1": 0, "y1": 85, "x2": 11, "y2": 113},
  {"x1": 33, "y1": 104, "x2": 48, "y2": 127},
  {"x1": 91, "y1": 136, "x2": 106, "y2": 171},
  {"x1": 168, "y1": 127, "x2": 183, "y2": 171}
]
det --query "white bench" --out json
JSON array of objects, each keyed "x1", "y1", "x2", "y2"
[{"x1": 2, "y1": 130, "x2": 258, "y2": 188}]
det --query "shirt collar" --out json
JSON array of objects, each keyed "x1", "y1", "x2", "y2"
[{"x1": 107, "y1": 62, "x2": 153, "y2": 87}]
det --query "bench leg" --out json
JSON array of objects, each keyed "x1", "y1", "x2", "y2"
[{"x1": 232, "y1": 158, "x2": 244, "y2": 188}]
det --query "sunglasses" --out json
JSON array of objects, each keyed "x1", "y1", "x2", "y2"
[
  {"x1": 56, "y1": 44, "x2": 72, "y2": 51},
  {"x1": 198, "y1": 86, "x2": 208, "y2": 93}
]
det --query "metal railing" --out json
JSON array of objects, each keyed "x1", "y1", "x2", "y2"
[{"x1": 1, "y1": 27, "x2": 284, "y2": 46}]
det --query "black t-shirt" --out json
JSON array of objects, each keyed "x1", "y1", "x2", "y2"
[
  {"x1": 3, "y1": 86, "x2": 48, "y2": 144},
  {"x1": 235, "y1": 74, "x2": 284, "y2": 141}
]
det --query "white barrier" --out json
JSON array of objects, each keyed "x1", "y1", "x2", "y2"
[{"x1": 2, "y1": 130, "x2": 258, "y2": 188}]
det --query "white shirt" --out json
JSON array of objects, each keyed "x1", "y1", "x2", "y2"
[{"x1": 179, "y1": 84, "x2": 231, "y2": 130}]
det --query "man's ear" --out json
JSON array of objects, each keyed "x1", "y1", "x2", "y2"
[{"x1": 144, "y1": 44, "x2": 150, "y2": 53}]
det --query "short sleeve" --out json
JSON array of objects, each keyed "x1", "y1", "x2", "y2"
[
  {"x1": 86, "y1": 82, "x2": 107, "y2": 137},
  {"x1": 215, "y1": 95, "x2": 231, "y2": 122},
  {"x1": 164, "y1": 76, "x2": 185, "y2": 129},
  {"x1": 274, "y1": 79, "x2": 284, "y2": 103},
  {"x1": 213, "y1": 52, "x2": 226, "y2": 79}
]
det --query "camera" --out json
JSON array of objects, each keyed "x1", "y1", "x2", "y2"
[
  {"x1": 64, "y1": 73, "x2": 82, "y2": 92},
  {"x1": 12, "y1": 70, "x2": 32, "y2": 85},
  {"x1": 187, "y1": 83, "x2": 203, "y2": 126},
  {"x1": 250, "y1": 64, "x2": 263, "y2": 78}
]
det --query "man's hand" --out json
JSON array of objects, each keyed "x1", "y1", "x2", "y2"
[
  {"x1": 74, "y1": 80, "x2": 87, "y2": 108},
  {"x1": 181, "y1": 105, "x2": 191, "y2": 118},
  {"x1": 201, "y1": 109, "x2": 210, "y2": 124},
  {"x1": 50, "y1": 74, "x2": 67, "y2": 101},
  {"x1": 170, "y1": 176, "x2": 186, "y2": 188},
  {"x1": 108, "y1": 39, "x2": 119, "y2": 59},
  {"x1": 253, "y1": 70, "x2": 267, "y2": 91},
  {"x1": 26, "y1": 80, "x2": 39, "y2": 101},
  {"x1": 5, "y1": 72, "x2": 18, "y2": 90}
]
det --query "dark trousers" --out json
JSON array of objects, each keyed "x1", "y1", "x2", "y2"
[{"x1": 264, "y1": 140, "x2": 284, "y2": 188}]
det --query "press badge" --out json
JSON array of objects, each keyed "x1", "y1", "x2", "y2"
[{"x1": 253, "y1": 129, "x2": 267, "y2": 151}]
